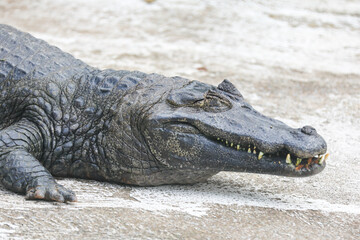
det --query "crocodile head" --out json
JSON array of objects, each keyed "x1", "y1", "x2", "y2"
[{"x1": 143, "y1": 79, "x2": 328, "y2": 178}]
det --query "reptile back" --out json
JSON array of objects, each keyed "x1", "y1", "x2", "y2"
[{"x1": 0, "y1": 24, "x2": 93, "y2": 82}]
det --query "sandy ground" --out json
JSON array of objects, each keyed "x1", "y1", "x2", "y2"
[{"x1": 0, "y1": 0, "x2": 359, "y2": 239}]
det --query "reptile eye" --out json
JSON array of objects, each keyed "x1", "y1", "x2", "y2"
[{"x1": 199, "y1": 90, "x2": 232, "y2": 112}]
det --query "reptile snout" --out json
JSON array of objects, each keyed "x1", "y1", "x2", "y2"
[{"x1": 301, "y1": 125, "x2": 317, "y2": 135}]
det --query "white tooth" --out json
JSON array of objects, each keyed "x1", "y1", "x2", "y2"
[
  {"x1": 258, "y1": 152, "x2": 264, "y2": 160},
  {"x1": 217, "y1": 137, "x2": 220, "y2": 141},
  {"x1": 253, "y1": 149, "x2": 257, "y2": 154},
  {"x1": 248, "y1": 148, "x2": 251, "y2": 153},
  {"x1": 286, "y1": 154, "x2": 291, "y2": 164},
  {"x1": 231, "y1": 143, "x2": 233, "y2": 147},
  {"x1": 319, "y1": 154, "x2": 329, "y2": 165},
  {"x1": 296, "y1": 158, "x2": 302, "y2": 166},
  {"x1": 236, "y1": 145, "x2": 240, "y2": 150},
  {"x1": 226, "y1": 140, "x2": 228, "y2": 145}
]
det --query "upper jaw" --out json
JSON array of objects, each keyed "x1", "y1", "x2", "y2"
[{"x1": 196, "y1": 118, "x2": 327, "y2": 155}]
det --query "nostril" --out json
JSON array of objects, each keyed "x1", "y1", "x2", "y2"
[{"x1": 301, "y1": 125, "x2": 317, "y2": 135}]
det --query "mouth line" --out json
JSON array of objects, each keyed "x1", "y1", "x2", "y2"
[{"x1": 213, "y1": 137, "x2": 329, "y2": 172}]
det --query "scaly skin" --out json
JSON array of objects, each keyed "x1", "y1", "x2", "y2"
[{"x1": 0, "y1": 24, "x2": 327, "y2": 202}]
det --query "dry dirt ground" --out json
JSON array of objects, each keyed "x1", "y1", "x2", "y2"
[{"x1": 0, "y1": 0, "x2": 359, "y2": 239}]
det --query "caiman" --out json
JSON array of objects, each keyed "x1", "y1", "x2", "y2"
[{"x1": 0, "y1": 24, "x2": 328, "y2": 202}]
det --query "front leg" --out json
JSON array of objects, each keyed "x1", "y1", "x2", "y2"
[
  {"x1": 0, "y1": 120, "x2": 76, "y2": 202},
  {"x1": 2, "y1": 149, "x2": 76, "y2": 202}
]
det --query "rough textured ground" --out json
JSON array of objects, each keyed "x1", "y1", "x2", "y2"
[{"x1": 0, "y1": 0, "x2": 359, "y2": 239}]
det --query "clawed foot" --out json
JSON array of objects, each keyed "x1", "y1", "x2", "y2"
[{"x1": 26, "y1": 182, "x2": 77, "y2": 203}]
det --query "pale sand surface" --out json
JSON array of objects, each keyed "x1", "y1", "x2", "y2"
[{"x1": 0, "y1": 0, "x2": 359, "y2": 239}]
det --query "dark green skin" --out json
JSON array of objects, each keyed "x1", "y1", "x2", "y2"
[{"x1": 0, "y1": 24, "x2": 327, "y2": 202}]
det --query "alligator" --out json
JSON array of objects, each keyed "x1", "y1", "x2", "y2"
[{"x1": 0, "y1": 24, "x2": 328, "y2": 202}]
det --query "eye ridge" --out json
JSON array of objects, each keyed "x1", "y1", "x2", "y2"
[{"x1": 200, "y1": 90, "x2": 232, "y2": 112}]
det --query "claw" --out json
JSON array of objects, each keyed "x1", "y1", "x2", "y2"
[{"x1": 26, "y1": 183, "x2": 77, "y2": 203}]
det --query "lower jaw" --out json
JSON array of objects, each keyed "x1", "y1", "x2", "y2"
[{"x1": 221, "y1": 153, "x2": 326, "y2": 177}]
